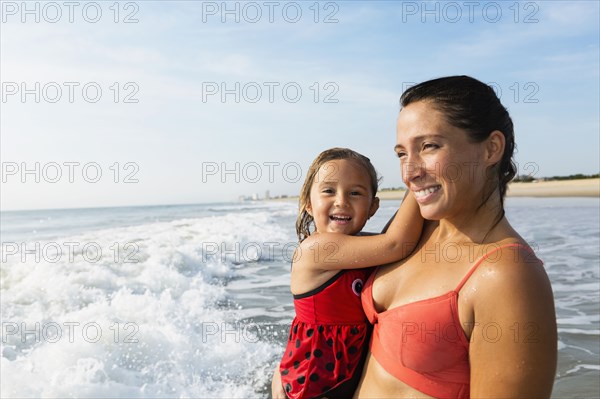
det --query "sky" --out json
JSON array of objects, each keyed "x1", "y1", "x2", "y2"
[{"x1": 1, "y1": 0, "x2": 599, "y2": 211}]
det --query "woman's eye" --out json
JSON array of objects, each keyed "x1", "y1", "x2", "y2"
[
  {"x1": 423, "y1": 143, "x2": 438, "y2": 150},
  {"x1": 395, "y1": 151, "x2": 406, "y2": 158}
]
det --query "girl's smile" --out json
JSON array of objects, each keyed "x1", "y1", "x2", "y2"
[{"x1": 307, "y1": 159, "x2": 379, "y2": 236}]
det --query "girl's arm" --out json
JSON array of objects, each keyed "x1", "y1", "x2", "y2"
[
  {"x1": 295, "y1": 191, "x2": 423, "y2": 271},
  {"x1": 380, "y1": 209, "x2": 397, "y2": 234},
  {"x1": 374, "y1": 189, "x2": 406, "y2": 234}
]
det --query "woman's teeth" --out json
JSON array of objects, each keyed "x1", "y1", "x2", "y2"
[{"x1": 415, "y1": 185, "x2": 441, "y2": 198}]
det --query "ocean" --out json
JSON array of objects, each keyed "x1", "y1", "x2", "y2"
[{"x1": 1, "y1": 198, "x2": 598, "y2": 398}]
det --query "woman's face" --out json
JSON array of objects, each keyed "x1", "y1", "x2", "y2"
[{"x1": 395, "y1": 101, "x2": 489, "y2": 221}]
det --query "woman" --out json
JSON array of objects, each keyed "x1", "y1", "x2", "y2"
[{"x1": 354, "y1": 76, "x2": 557, "y2": 398}]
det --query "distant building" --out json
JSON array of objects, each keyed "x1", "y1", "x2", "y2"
[{"x1": 265, "y1": 190, "x2": 270, "y2": 200}]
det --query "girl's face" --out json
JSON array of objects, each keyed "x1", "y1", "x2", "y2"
[
  {"x1": 307, "y1": 159, "x2": 379, "y2": 236},
  {"x1": 395, "y1": 101, "x2": 490, "y2": 221}
]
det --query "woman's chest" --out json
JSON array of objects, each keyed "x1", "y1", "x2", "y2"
[{"x1": 371, "y1": 240, "x2": 483, "y2": 315}]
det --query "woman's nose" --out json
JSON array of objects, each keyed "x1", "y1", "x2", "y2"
[{"x1": 402, "y1": 155, "x2": 425, "y2": 183}]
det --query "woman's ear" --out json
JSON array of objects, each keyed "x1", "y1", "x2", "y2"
[
  {"x1": 306, "y1": 201, "x2": 313, "y2": 216},
  {"x1": 486, "y1": 130, "x2": 505, "y2": 166},
  {"x1": 369, "y1": 197, "x2": 380, "y2": 218}
]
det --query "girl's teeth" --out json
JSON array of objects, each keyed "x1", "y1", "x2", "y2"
[
  {"x1": 415, "y1": 185, "x2": 441, "y2": 198},
  {"x1": 331, "y1": 216, "x2": 351, "y2": 221}
]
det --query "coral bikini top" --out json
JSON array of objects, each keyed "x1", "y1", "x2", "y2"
[{"x1": 361, "y1": 243, "x2": 537, "y2": 399}]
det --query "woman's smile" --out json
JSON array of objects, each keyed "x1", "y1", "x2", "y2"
[{"x1": 412, "y1": 185, "x2": 442, "y2": 203}]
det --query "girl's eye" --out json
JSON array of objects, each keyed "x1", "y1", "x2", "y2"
[
  {"x1": 350, "y1": 191, "x2": 362, "y2": 196},
  {"x1": 423, "y1": 143, "x2": 439, "y2": 150},
  {"x1": 322, "y1": 188, "x2": 334, "y2": 194},
  {"x1": 395, "y1": 151, "x2": 406, "y2": 159}
]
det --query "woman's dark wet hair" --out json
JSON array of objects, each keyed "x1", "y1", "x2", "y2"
[{"x1": 400, "y1": 75, "x2": 516, "y2": 220}]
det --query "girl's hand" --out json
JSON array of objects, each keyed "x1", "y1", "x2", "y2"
[
  {"x1": 271, "y1": 365, "x2": 286, "y2": 399},
  {"x1": 295, "y1": 191, "x2": 423, "y2": 271}
]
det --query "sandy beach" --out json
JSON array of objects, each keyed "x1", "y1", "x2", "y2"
[
  {"x1": 268, "y1": 179, "x2": 600, "y2": 201},
  {"x1": 378, "y1": 178, "x2": 600, "y2": 200},
  {"x1": 506, "y1": 178, "x2": 600, "y2": 197}
]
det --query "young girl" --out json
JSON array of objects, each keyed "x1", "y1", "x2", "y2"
[{"x1": 272, "y1": 148, "x2": 423, "y2": 399}]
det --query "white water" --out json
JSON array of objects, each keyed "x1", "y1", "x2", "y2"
[{"x1": 1, "y1": 198, "x2": 599, "y2": 397}]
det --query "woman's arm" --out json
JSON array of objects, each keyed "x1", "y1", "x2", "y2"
[
  {"x1": 295, "y1": 191, "x2": 423, "y2": 271},
  {"x1": 469, "y1": 246, "x2": 557, "y2": 398}
]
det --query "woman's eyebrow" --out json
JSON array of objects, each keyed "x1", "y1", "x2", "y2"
[{"x1": 395, "y1": 134, "x2": 446, "y2": 149}]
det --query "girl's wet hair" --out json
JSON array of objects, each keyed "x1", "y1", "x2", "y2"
[
  {"x1": 400, "y1": 75, "x2": 516, "y2": 220},
  {"x1": 296, "y1": 147, "x2": 379, "y2": 242}
]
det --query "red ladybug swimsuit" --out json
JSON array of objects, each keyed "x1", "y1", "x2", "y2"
[{"x1": 279, "y1": 269, "x2": 371, "y2": 399}]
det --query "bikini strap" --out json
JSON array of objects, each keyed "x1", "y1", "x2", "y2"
[{"x1": 454, "y1": 243, "x2": 534, "y2": 292}]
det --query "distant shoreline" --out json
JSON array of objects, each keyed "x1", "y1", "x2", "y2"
[
  {"x1": 265, "y1": 178, "x2": 600, "y2": 202},
  {"x1": 506, "y1": 178, "x2": 599, "y2": 198}
]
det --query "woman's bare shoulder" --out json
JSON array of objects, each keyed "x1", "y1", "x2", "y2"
[{"x1": 469, "y1": 237, "x2": 553, "y2": 316}]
